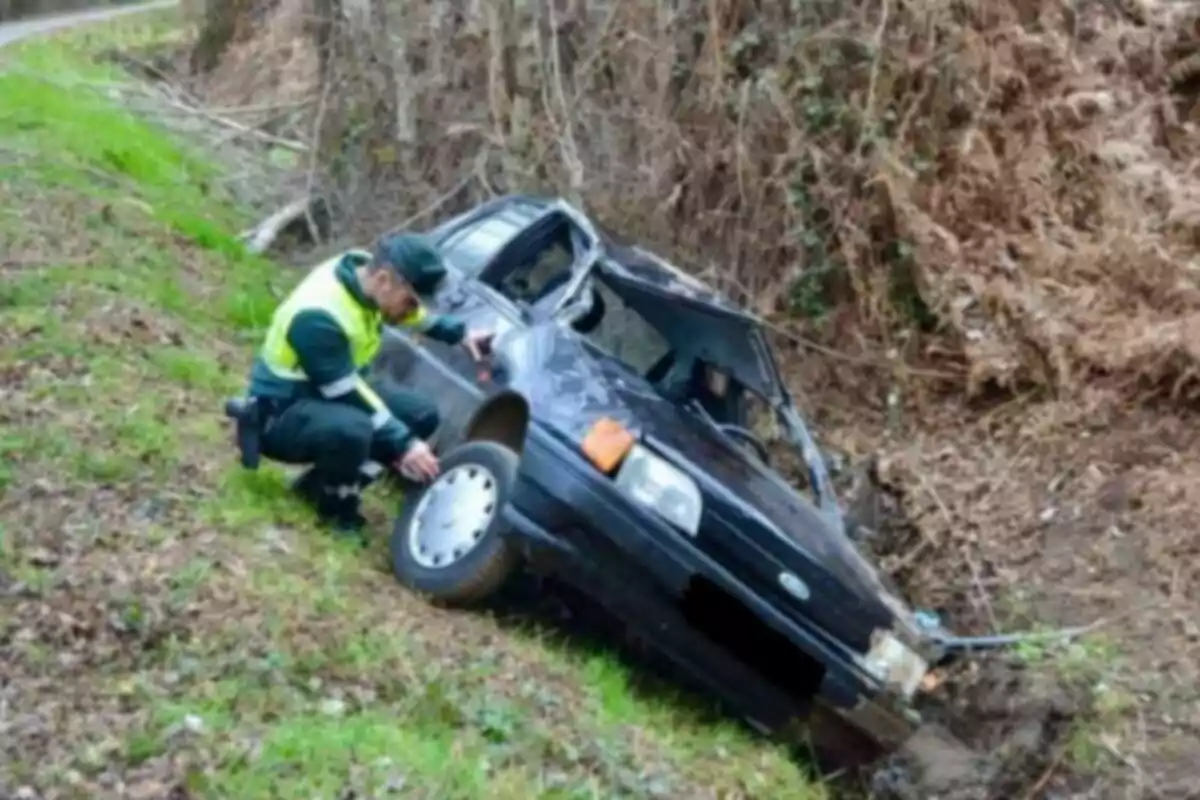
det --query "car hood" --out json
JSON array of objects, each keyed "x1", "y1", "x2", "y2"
[{"x1": 494, "y1": 322, "x2": 902, "y2": 623}]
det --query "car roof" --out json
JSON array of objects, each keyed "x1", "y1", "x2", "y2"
[{"x1": 599, "y1": 238, "x2": 751, "y2": 317}]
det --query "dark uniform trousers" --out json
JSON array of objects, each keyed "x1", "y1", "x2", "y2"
[{"x1": 260, "y1": 377, "x2": 439, "y2": 492}]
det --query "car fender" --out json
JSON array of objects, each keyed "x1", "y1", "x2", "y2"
[
  {"x1": 375, "y1": 327, "x2": 535, "y2": 454},
  {"x1": 462, "y1": 389, "x2": 530, "y2": 455}
]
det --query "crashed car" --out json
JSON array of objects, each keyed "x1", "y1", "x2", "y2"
[{"x1": 376, "y1": 195, "x2": 946, "y2": 764}]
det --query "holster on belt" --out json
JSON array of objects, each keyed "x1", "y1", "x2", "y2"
[{"x1": 224, "y1": 397, "x2": 266, "y2": 470}]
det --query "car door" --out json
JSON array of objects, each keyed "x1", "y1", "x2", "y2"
[
  {"x1": 371, "y1": 207, "x2": 531, "y2": 445},
  {"x1": 430, "y1": 207, "x2": 584, "y2": 369},
  {"x1": 376, "y1": 201, "x2": 592, "y2": 440},
  {"x1": 418, "y1": 217, "x2": 565, "y2": 385}
]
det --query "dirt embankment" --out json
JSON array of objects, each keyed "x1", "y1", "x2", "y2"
[{"x1": 137, "y1": 0, "x2": 1200, "y2": 795}]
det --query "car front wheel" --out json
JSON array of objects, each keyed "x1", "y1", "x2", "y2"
[{"x1": 389, "y1": 440, "x2": 522, "y2": 606}]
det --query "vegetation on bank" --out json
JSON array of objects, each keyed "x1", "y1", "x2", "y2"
[{"x1": 0, "y1": 14, "x2": 824, "y2": 799}]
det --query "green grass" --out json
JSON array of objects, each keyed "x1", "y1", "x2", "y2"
[{"x1": 0, "y1": 14, "x2": 826, "y2": 800}]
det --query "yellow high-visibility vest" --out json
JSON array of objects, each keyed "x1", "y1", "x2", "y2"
[{"x1": 259, "y1": 251, "x2": 430, "y2": 381}]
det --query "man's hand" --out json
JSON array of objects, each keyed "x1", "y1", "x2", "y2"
[
  {"x1": 462, "y1": 329, "x2": 495, "y2": 362},
  {"x1": 396, "y1": 439, "x2": 440, "y2": 483}
]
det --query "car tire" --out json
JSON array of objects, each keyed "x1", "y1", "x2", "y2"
[{"x1": 389, "y1": 440, "x2": 522, "y2": 607}]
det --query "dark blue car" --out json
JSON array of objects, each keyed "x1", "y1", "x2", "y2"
[{"x1": 377, "y1": 195, "x2": 941, "y2": 765}]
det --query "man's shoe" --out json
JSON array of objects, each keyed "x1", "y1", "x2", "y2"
[
  {"x1": 331, "y1": 506, "x2": 368, "y2": 533},
  {"x1": 291, "y1": 468, "x2": 326, "y2": 509},
  {"x1": 323, "y1": 497, "x2": 369, "y2": 547},
  {"x1": 292, "y1": 469, "x2": 369, "y2": 546}
]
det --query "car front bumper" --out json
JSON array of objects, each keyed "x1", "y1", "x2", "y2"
[{"x1": 497, "y1": 425, "x2": 923, "y2": 753}]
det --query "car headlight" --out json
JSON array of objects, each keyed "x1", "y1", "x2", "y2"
[
  {"x1": 614, "y1": 443, "x2": 703, "y2": 536},
  {"x1": 860, "y1": 631, "x2": 929, "y2": 698}
]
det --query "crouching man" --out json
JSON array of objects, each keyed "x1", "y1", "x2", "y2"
[{"x1": 241, "y1": 232, "x2": 492, "y2": 539}]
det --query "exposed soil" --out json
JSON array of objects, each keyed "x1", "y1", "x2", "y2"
[
  {"x1": 792, "y1": 363, "x2": 1200, "y2": 797},
  {"x1": 874, "y1": 662, "x2": 1084, "y2": 800}
]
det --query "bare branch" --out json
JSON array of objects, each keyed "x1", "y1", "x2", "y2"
[{"x1": 240, "y1": 197, "x2": 315, "y2": 254}]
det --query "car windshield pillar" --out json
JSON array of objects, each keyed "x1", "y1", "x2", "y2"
[
  {"x1": 777, "y1": 402, "x2": 845, "y2": 532},
  {"x1": 545, "y1": 250, "x2": 598, "y2": 319}
]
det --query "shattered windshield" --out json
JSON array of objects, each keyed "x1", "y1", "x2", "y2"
[{"x1": 578, "y1": 274, "x2": 674, "y2": 378}]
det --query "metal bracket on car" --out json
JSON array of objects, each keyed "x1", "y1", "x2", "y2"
[
  {"x1": 908, "y1": 607, "x2": 1105, "y2": 663},
  {"x1": 924, "y1": 625, "x2": 1102, "y2": 664},
  {"x1": 545, "y1": 199, "x2": 604, "y2": 320}
]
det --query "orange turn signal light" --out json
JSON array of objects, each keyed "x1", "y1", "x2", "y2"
[{"x1": 581, "y1": 417, "x2": 635, "y2": 474}]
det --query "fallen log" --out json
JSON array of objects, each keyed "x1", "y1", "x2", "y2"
[{"x1": 240, "y1": 196, "x2": 317, "y2": 255}]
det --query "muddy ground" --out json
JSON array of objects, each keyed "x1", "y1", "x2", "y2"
[{"x1": 807, "y1": 374, "x2": 1200, "y2": 798}]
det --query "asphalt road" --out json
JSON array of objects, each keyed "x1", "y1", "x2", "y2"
[{"x1": 0, "y1": 0, "x2": 175, "y2": 48}]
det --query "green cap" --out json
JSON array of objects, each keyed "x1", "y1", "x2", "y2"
[{"x1": 373, "y1": 233, "x2": 447, "y2": 295}]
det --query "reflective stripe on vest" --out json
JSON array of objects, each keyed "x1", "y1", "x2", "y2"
[{"x1": 259, "y1": 251, "x2": 382, "y2": 382}]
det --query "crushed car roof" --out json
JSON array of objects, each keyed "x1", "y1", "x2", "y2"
[
  {"x1": 473, "y1": 195, "x2": 786, "y2": 402},
  {"x1": 497, "y1": 194, "x2": 763, "y2": 322},
  {"x1": 599, "y1": 236, "x2": 752, "y2": 317}
]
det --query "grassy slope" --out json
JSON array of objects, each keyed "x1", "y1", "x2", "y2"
[{"x1": 0, "y1": 16, "x2": 824, "y2": 800}]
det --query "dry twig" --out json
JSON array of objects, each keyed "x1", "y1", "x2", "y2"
[
  {"x1": 301, "y1": 69, "x2": 335, "y2": 245},
  {"x1": 160, "y1": 96, "x2": 310, "y2": 152}
]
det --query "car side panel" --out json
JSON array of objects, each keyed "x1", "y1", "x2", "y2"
[
  {"x1": 373, "y1": 277, "x2": 524, "y2": 451},
  {"x1": 373, "y1": 329, "x2": 484, "y2": 450},
  {"x1": 504, "y1": 503, "x2": 807, "y2": 733}
]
